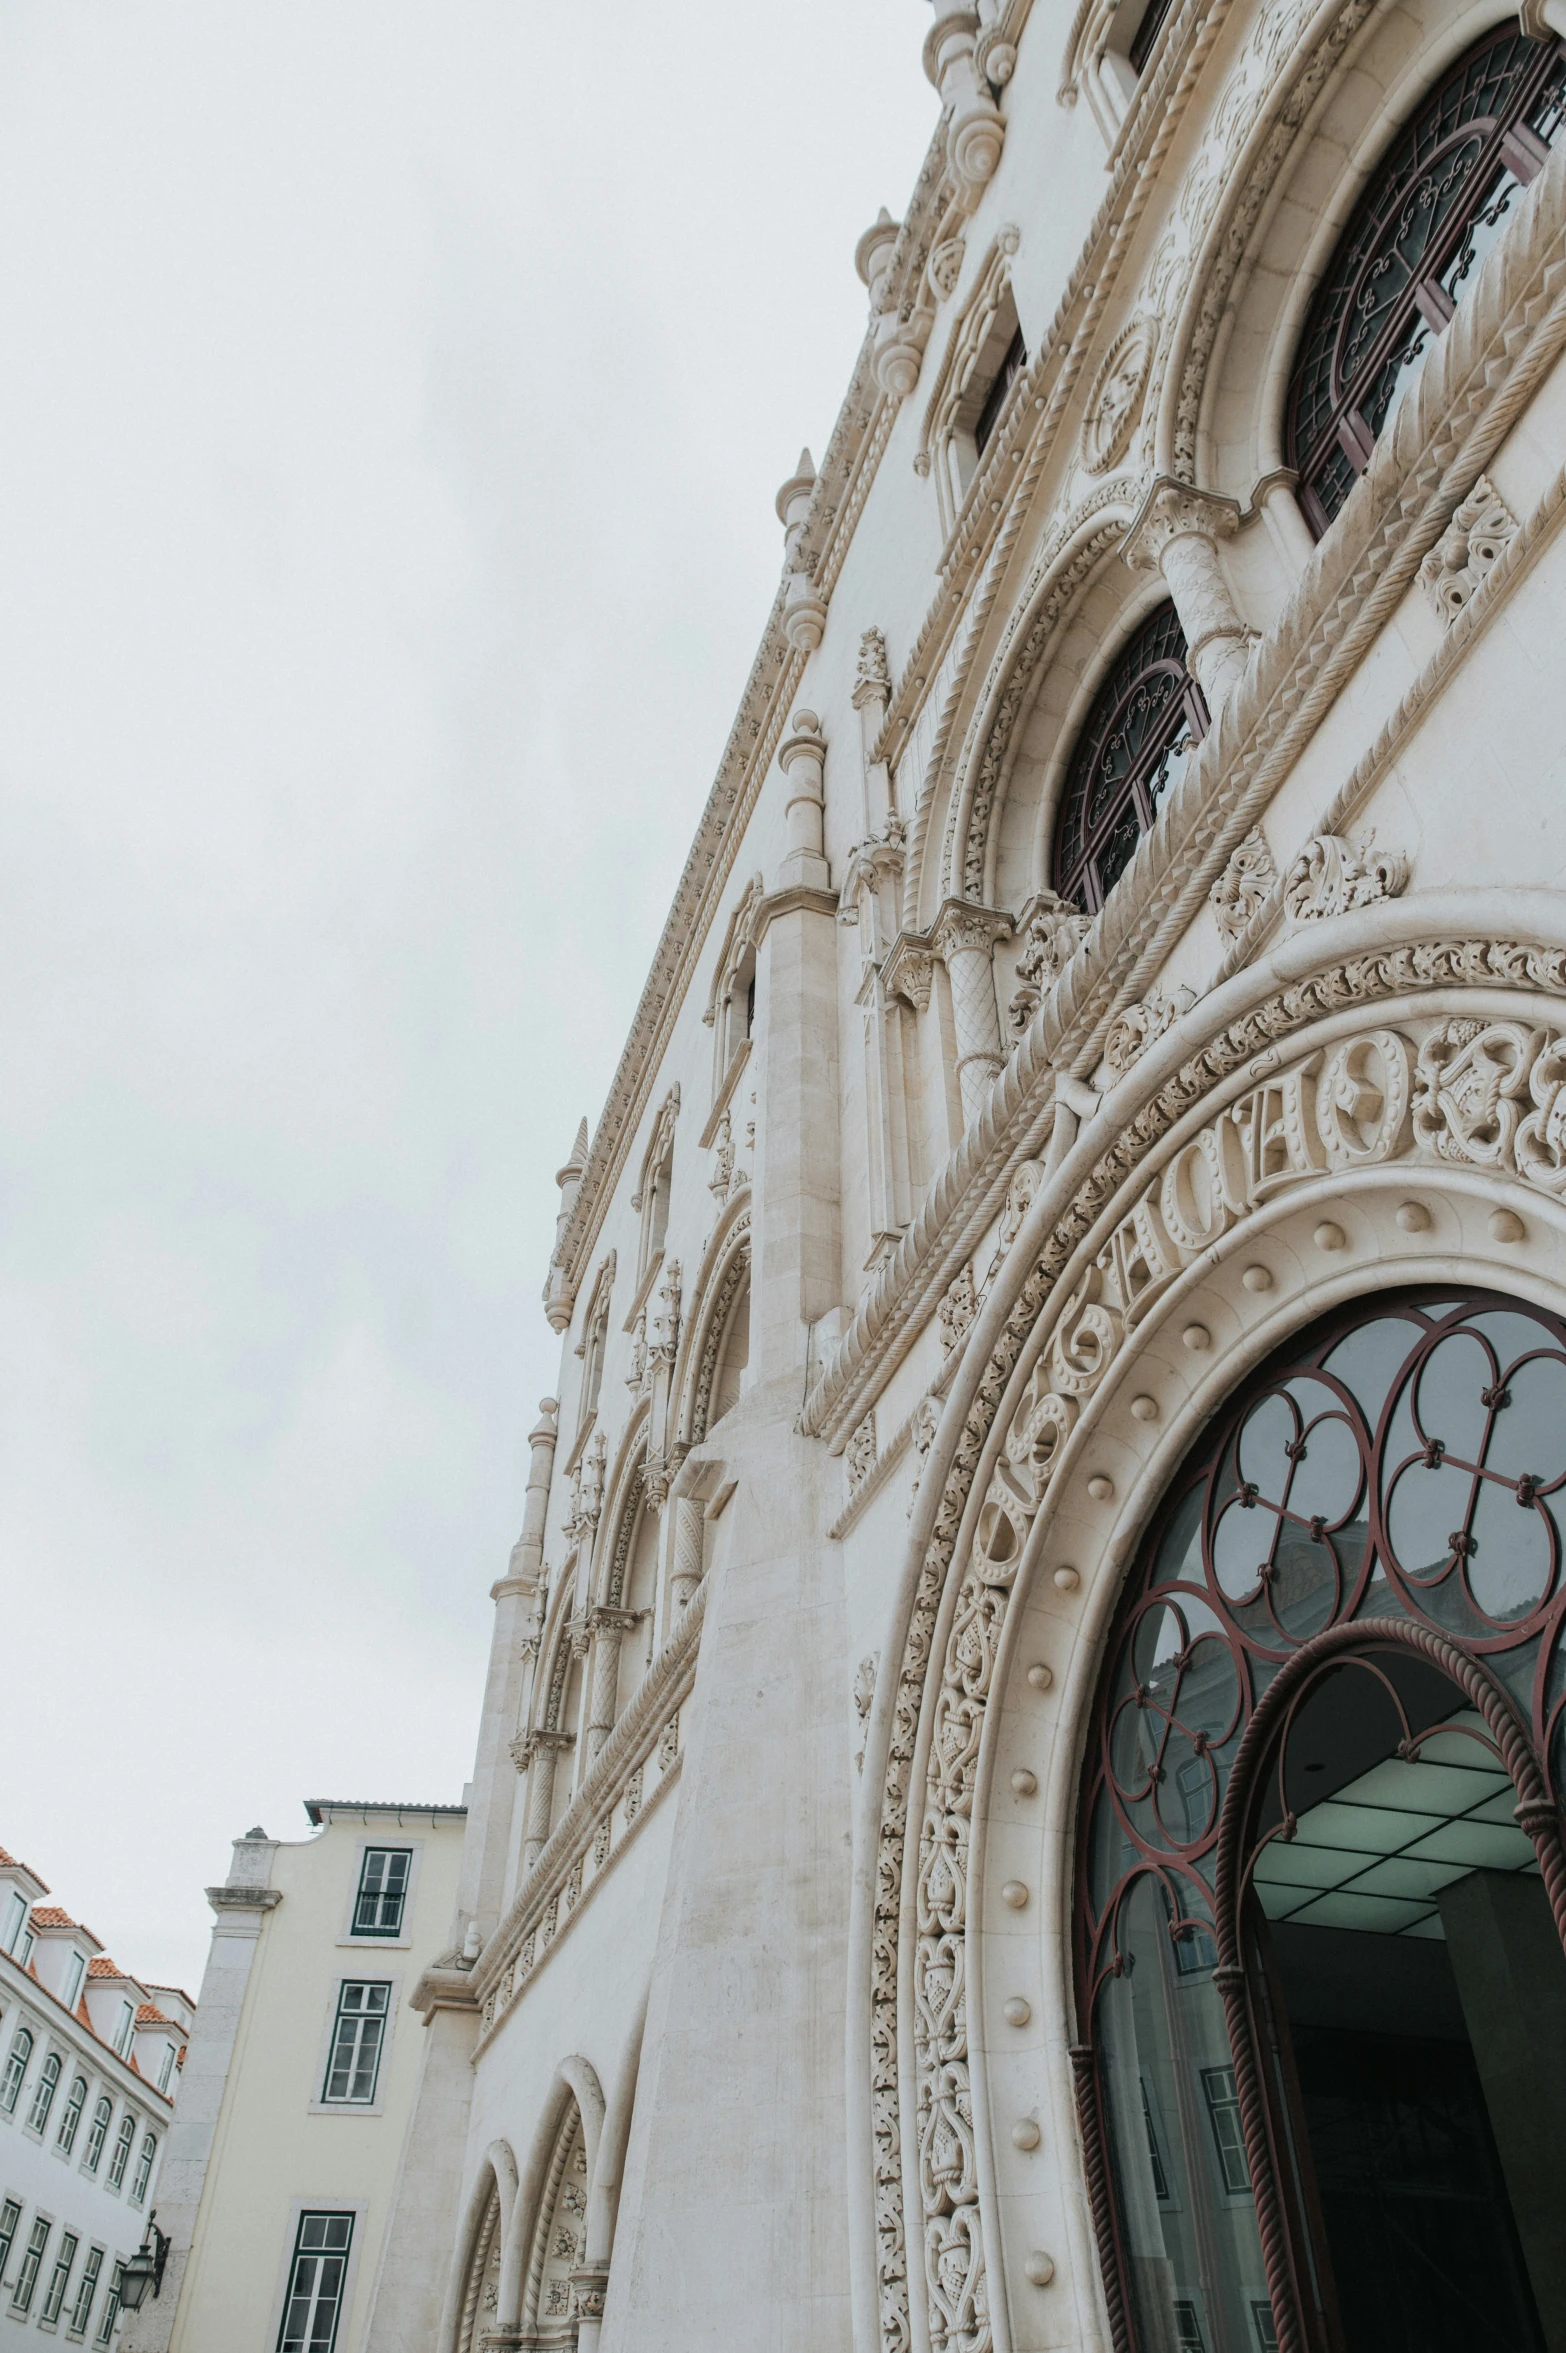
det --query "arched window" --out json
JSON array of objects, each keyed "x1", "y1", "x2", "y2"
[
  {"x1": 84, "y1": 2091, "x2": 112, "y2": 2171},
  {"x1": 56, "y1": 2073, "x2": 87, "y2": 2154},
  {"x1": 1074, "y1": 1288, "x2": 1566, "y2": 2353},
  {"x1": 0, "y1": 2026, "x2": 32, "y2": 2113},
  {"x1": 1051, "y1": 602, "x2": 1206, "y2": 913},
  {"x1": 108, "y1": 2110, "x2": 135, "y2": 2189},
  {"x1": 130, "y1": 2130, "x2": 156, "y2": 2206},
  {"x1": 27, "y1": 2049, "x2": 61, "y2": 2133},
  {"x1": 1287, "y1": 21, "x2": 1566, "y2": 536}
]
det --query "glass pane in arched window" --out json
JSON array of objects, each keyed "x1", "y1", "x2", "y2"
[
  {"x1": 1075, "y1": 1288, "x2": 1566, "y2": 2352},
  {"x1": 1287, "y1": 21, "x2": 1566, "y2": 535},
  {"x1": 1052, "y1": 602, "x2": 1206, "y2": 914}
]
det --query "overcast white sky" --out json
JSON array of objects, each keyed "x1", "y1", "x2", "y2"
[{"x1": 0, "y1": 4, "x2": 934, "y2": 1995}]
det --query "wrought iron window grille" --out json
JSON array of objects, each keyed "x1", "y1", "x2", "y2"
[
  {"x1": 1051, "y1": 600, "x2": 1207, "y2": 914},
  {"x1": 1286, "y1": 20, "x2": 1566, "y2": 536}
]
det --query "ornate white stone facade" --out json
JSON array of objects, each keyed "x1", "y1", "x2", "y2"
[{"x1": 356, "y1": 2, "x2": 1566, "y2": 2348}]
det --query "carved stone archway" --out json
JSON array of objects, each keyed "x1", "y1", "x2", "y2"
[{"x1": 856, "y1": 914, "x2": 1566, "y2": 2353}]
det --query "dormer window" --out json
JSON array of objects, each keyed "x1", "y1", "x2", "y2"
[
  {"x1": 157, "y1": 2041, "x2": 177, "y2": 2094},
  {"x1": 63, "y1": 1951, "x2": 85, "y2": 2008},
  {"x1": 973, "y1": 325, "x2": 1027, "y2": 459},
  {"x1": 113, "y1": 2000, "x2": 135, "y2": 2059},
  {"x1": 1, "y1": 1890, "x2": 25, "y2": 1954}
]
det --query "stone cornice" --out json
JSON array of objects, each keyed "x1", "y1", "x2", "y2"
[
  {"x1": 549, "y1": 117, "x2": 961, "y2": 1311},
  {"x1": 408, "y1": 1962, "x2": 480, "y2": 2019},
  {"x1": 204, "y1": 1884, "x2": 282, "y2": 1914},
  {"x1": 802, "y1": 129, "x2": 1566, "y2": 1447}
]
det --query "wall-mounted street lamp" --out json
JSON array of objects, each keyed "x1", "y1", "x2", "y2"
[{"x1": 116, "y1": 2215, "x2": 171, "y2": 2313}]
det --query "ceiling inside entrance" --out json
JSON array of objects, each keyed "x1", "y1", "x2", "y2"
[{"x1": 1253, "y1": 1712, "x2": 1540, "y2": 1936}]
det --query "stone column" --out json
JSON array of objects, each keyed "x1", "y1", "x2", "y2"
[
  {"x1": 753, "y1": 717, "x2": 841, "y2": 1375},
  {"x1": 1440, "y1": 1867, "x2": 1566, "y2": 2339},
  {"x1": 123, "y1": 1840, "x2": 282, "y2": 2353},
  {"x1": 517, "y1": 1729, "x2": 575, "y2": 1871},
  {"x1": 669, "y1": 1497, "x2": 705, "y2": 1614},
  {"x1": 777, "y1": 710, "x2": 831, "y2": 890},
  {"x1": 461, "y1": 1400, "x2": 558, "y2": 1938},
  {"x1": 571, "y1": 2262, "x2": 611, "y2": 2353},
  {"x1": 584, "y1": 1608, "x2": 640, "y2": 1760},
  {"x1": 1124, "y1": 478, "x2": 1255, "y2": 714},
  {"x1": 932, "y1": 898, "x2": 1013, "y2": 1126},
  {"x1": 852, "y1": 626, "x2": 894, "y2": 838}
]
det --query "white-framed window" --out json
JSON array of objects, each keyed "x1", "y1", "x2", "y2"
[
  {"x1": 1, "y1": 2023, "x2": 33, "y2": 2113},
  {"x1": 112, "y1": 2001, "x2": 135, "y2": 2060},
  {"x1": 1200, "y1": 2065, "x2": 1251, "y2": 2195},
  {"x1": 63, "y1": 1952, "x2": 85, "y2": 2009},
  {"x1": 107, "y1": 2111, "x2": 135, "y2": 2190},
  {"x1": 12, "y1": 2214, "x2": 50, "y2": 2312},
  {"x1": 352, "y1": 1849, "x2": 411, "y2": 1939},
  {"x1": 157, "y1": 2041, "x2": 177, "y2": 2094},
  {"x1": 57, "y1": 2073, "x2": 88, "y2": 2155},
  {"x1": 41, "y1": 2228, "x2": 78, "y2": 2325},
  {"x1": 322, "y1": 1982, "x2": 389, "y2": 2105},
  {"x1": 70, "y1": 2246, "x2": 103, "y2": 2337},
  {"x1": 130, "y1": 2129, "x2": 156, "y2": 2206},
  {"x1": 277, "y1": 2212, "x2": 354, "y2": 2353},
  {"x1": 1, "y1": 1890, "x2": 26, "y2": 1953},
  {"x1": 0, "y1": 2200, "x2": 21, "y2": 2284},
  {"x1": 93, "y1": 2259, "x2": 123, "y2": 2345},
  {"x1": 28, "y1": 2049, "x2": 62, "y2": 2134},
  {"x1": 83, "y1": 2094, "x2": 112, "y2": 2173}
]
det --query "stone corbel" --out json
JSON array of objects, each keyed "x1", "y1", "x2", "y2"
[
  {"x1": 1520, "y1": 0, "x2": 1566, "y2": 39},
  {"x1": 931, "y1": 898, "x2": 1013, "y2": 1124},
  {"x1": 1123, "y1": 477, "x2": 1255, "y2": 713},
  {"x1": 925, "y1": 8, "x2": 1007, "y2": 211}
]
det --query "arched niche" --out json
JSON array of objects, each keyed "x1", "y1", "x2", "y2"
[
  {"x1": 520, "y1": 2100, "x2": 590, "y2": 2345},
  {"x1": 856, "y1": 907, "x2": 1566, "y2": 2353},
  {"x1": 454, "y1": 2178, "x2": 503, "y2": 2353}
]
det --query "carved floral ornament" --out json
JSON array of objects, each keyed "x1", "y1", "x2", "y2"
[
  {"x1": 1079, "y1": 314, "x2": 1158, "y2": 474},
  {"x1": 866, "y1": 940, "x2": 1566, "y2": 2353}
]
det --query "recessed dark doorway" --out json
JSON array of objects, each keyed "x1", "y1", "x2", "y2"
[
  {"x1": 1249, "y1": 1657, "x2": 1564, "y2": 2353},
  {"x1": 1074, "y1": 1288, "x2": 1566, "y2": 2353}
]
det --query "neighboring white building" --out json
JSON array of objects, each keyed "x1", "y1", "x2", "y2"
[
  {"x1": 313, "y1": 0, "x2": 1566, "y2": 2347},
  {"x1": 127, "y1": 1801, "x2": 465, "y2": 2353},
  {"x1": 0, "y1": 1843, "x2": 191, "y2": 2345}
]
